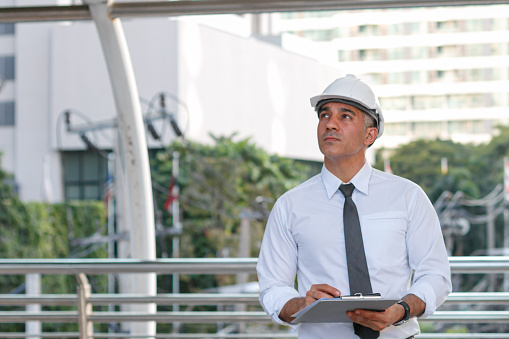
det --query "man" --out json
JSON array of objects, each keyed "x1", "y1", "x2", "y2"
[{"x1": 256, "y1": 74, "x2": 452, "y2": 338}]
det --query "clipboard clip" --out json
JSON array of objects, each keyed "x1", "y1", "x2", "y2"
[{"x1": 336, "y1": 293, "x2": 382, "y2": 300}]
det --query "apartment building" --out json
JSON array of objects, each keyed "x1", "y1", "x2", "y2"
[{"x1": 271, "y1": 5, "x2": 509, "y2": 149}]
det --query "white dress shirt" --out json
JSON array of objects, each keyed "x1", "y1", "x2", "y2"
[{"x1": 257, "y1": 162, "x2": 452, "y2": 339}]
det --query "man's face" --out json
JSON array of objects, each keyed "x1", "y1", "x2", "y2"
[{"x1": 317, "y1": 102, "x2": 376, "y2": 161}]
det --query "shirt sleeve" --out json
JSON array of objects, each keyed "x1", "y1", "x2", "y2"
[
  {"x1": 256, "y1": 197, "x2": 301, "y2": 325},
  {"x1": 405, "y1": 186, "x2": 452, "y2": 318}
]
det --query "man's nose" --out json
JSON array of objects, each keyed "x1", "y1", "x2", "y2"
[{"x1": 326, "y1": 115, "x2": 341, "y2": 130}]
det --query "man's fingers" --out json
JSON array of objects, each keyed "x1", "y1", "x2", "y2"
[
  {"x1": 347, "y1": 309, "x2": 393, "y2": 331},
  {"x1": 304, "y1": 284, "x2": 341, "y2": 306},
  {"x1": 310, "y1": 284, "x2": 341, "y2": 297}
]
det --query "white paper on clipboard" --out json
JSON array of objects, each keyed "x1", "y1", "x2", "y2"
[{"x1": 290, "y1": 297, "x2": 398, "y2": 324}]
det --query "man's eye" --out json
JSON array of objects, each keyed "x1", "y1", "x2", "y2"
[
  {"x1": 343, "y1": 114, "x2": 351, "y2": 119},
  {"x1": 320, "y1": 113, "x2": 329, "y2": 118}
]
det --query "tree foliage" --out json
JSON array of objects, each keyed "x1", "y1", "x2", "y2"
[
  {"x1": 375, "y1": 126, "x2": 509, "y2": 201},
  {"x1": 0, "y1": 156, "x2": 108, "y2": 332},
  {"x1": 151, "y1": 134, "x2": 310, "y2": 292}
]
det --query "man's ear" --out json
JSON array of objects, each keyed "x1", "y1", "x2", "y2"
[{"x1": 364, "y1": 127, "x2": 378, "y2": 146}]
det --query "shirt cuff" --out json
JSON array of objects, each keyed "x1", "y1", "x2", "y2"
[
  {"x1": 260, "y1": 287, "x2": 301, "y2": 326},
  {"x1": 407, "y1": 281, "x2": 436, "y2": 318}
]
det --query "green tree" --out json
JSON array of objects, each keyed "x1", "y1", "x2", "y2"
[
  {"x1": 151, "y1": 134, "x2": 310, "y2": 289},
  {"x1": 374, "y1": 139, "x2": 478, "y2": 200}
]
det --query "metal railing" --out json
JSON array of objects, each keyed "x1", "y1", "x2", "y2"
[{"x1": 0, "y1": 256, "x2": 508, "y2": 338}]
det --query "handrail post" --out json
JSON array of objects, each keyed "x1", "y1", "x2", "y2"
[{"x1": 77, "y1": 273, "x2": 93, "y2": 339}]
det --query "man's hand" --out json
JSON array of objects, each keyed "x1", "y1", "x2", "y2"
[
  {"x1": 346, "y1": 294, "x2": 425, "y2": 331},
  {"x1": 279, "y1": 284, "x2": 341, "y2": 323}
]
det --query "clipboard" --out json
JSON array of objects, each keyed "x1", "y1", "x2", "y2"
[{"x1": 291, "y1": 293, "x2": 398, "y2": 324}]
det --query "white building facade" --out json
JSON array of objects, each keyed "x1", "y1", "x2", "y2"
[{"x1": 0, "y1": 6, "x2": 341, "y2": 202}]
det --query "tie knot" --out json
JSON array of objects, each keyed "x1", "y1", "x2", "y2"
[{"x1": 339, "y1": 183, "x2": 355, "y2": 198}]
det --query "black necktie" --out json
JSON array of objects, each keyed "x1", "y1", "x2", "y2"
[{"x1": 340, "y1": 183, "x2": 379, "y2": 339}]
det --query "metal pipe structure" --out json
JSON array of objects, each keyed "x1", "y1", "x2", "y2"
[
  {"x1": 1, "y1": 1, "x2": 509, "y2": 23},
  {"x1": 2, "y1": 292, "x2": 509, "y2": 306},
  {"x1": 0, "y1": 257, "x2": 508, "y2": 337},
  {"x1": 2, "y1": 310, "x2": 509, "y2": 324},
  {"x1": 0, "y1": 256, "x2": 508, "y2": 274}
]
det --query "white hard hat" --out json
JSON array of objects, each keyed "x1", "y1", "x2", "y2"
[{"x1": 310, "y1": 74, "x2": 384, "y2": 139}]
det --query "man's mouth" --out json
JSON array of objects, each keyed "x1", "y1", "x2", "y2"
[{"x1": 322, "y1": 133, "x2": 341, "y2": 142}]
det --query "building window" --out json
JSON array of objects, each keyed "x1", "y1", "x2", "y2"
[
  {"x1": 62, "y1": 151, "x2": 108, "y2": 201},
  {"x1": 0, "y1": 101, "x2": 15, "y2": 126},
  {"x1": 388, "y1": 47, "x2": 405, "y2": 60},
  {"x1": 435, "y1": 20, "x2": 458, "y2": 33},
  {"x1": 465, "y1": 19, "x2": 484, "y2": 32},
  {"x1": 412, "y1": 95, "x2": 444, "y2": 110},
  {"x1": 448, "y1": 120, "x2": 486, "y2": 134},
  {"x1": 359, "y1": 49, "x2": 367, "y2": 61},
  {"x1": 357, "y1": 24, "x2": 379, "y2": 36},
  {"x1": 387, "y1": 23, "x2": 403, "y2": 35},
  {"x1": 412, "y1": 121, "x2": 443, "y2": 138},
  {"x1": 0, "y1": 56, "x2": 15, "y2": 80},
  {"x1": 0, "y1": 23, "x2": 14, "y2": 35},
  {"x1": 301, "y1": 29, "x2": 334, "y2": 41},
  {"x1": 379, "y1": 96, "x2": 408, "y2": 110},
  {"x1": 411, "y1": 46, "x2": 428, "y2": 59},
  {"x1": 447, "y1": 93, "x2": 487, "y2": 108},
  {"x1": 465, "y1": 68, "x2": 484, "y2": 81},
  {"x1": 436, "y1": 45, "x2": 459, "y2": 58},
  {"x1": 408, "y1": 22, "x2": 422, "y2": 34},
  {"x1": 385, "y1": 122, "x2": 409, "y2": 136}
]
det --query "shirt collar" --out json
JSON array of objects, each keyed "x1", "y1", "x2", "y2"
[{"x1": 321, "y1": 161, "x2": 372, "y2": 199}]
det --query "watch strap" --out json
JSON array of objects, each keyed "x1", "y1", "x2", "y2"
[{"x1": 393, "y1": 300, "x2": 410, "y2": 326}]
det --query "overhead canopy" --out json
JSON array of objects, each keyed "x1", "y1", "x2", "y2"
[{"x1": 0, "y1": 0, "x2": 508, "y2": 23}]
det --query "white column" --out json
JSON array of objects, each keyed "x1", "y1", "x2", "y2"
[{"x1": 84, "y1": 0, "x2": 156, "y2": 337}]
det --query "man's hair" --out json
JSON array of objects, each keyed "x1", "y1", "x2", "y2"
[{"x1": 362, "y1": 112, "x2": 376, "y2": 132}]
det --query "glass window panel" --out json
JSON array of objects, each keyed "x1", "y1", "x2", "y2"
[
  {"x1": 490, "y1": 43, "x2": 504, "y2": 56},
  {"x1": 411, "y1": 47, "x2": 427, "y2": 59},
  {"x1": 83, "y1": 153, "x2": 100, "y2": 181},
  {"x1": 437, "y1": 45, "x2": 459, "y2": 57},
  {"x1": 448, "y1": 120, "x2": 486, "y2": 134},
  {"x1": 409, "y1": 22, "x2": 421, "y2": 34},
  {"x1": 64, "y1": 154, "x2": 81, "y2": 181},
  {"x1": 0, "y1": 56, "x2": 15, "y2": 80},
  {"x1": 380, "y1": 97, "x2": 407, "y2": 110},
  {"x1": 465, "y1": 68, "x2": 483, "y2": 81},
  {"x1": 388, "y1": 47, "x2": 404, "y2": 60},
  {"x1": 465, "y1": 19, "x2": 484, "y2": 32},
  {"x1": 387, "y1": 23, "x2": 403, "y2": 35},
  {"x1": 62, "y1": 151, "x2": 108, "y2": 201},
  {"x1": 385, "y1": 122, "x2": 408, "y2": 136},
  {"x1": 66, "y1": 186, "x2": 81, "y2": 200},
  {"x1": 388, "y1": 72, "x2": 404, "y2": 84},
  {"x1": 413, "y1": 121, "x2": 442, "y2": 138},
  {"x1": 84, "y1": 185, "x2": 100, "y2": 200},
  {"x1": 0, "y1": 24, "x2": 14, "y2": 35},
  {"x1": 435, "y1": 20, "x2": 458, "y2": 33},
  {"x1": 493, "y1": 18, "x2": 506, "y2": 30},
  {"x1": 490, "y1": 93, "x2": 506, "y2": 107},
  {"x1": 0, "y1": 102, "x2": 15, "y2": 126},
  {"x1": 465, "y1": 44, "x2": 486, "y2": 57}
]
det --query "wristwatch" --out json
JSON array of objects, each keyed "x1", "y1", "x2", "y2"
[{"x1": 393, "y1": 300, "x2": 410, "y2": 326}]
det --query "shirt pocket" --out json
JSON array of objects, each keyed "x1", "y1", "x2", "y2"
[{"x1": 360, "y1": 212, "x2": 409, "y2": 278}]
